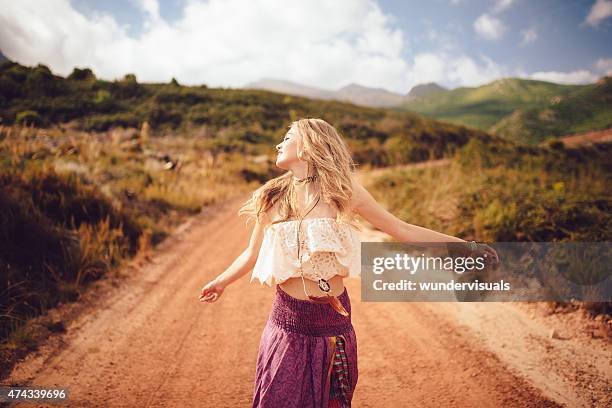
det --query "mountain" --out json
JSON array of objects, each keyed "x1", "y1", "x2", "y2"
[
  {"x1": 335, "y1": 83, "x2": 406, "y2": 107},
  {"x1": 0, "y1": 51, "x2": 8, "y2": 64},
  {"x1": 491, "y1": 76, "x2": 612, "y2": 144},
  {"x1": 245, "y1": 78, "x2": 336, "y2": 101},
  {"x1": 407, "y1": 82, "x2": 448, "y2": 98},
  {"x1": 401, "y1": 77, "x2": 583, "y2": 131},
  {"x1": 245, "y1": 79, "x2": 405, "y2": 107}
]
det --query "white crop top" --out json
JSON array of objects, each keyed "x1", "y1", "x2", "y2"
[{"x1": 250, "y1": 217, "x2": 361, "y2": 287}]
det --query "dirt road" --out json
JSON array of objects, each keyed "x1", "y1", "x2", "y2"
[{"x1": 3, "y1": 191, "x2": 610, "y2": 407}]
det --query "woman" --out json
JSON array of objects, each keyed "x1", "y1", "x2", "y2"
[{"x1": 199, "y1": 118, "x2": 499, "y2": 407}]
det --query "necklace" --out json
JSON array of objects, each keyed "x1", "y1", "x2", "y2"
[
  {"x1": 296, "y1": 194, "x2": 330, "y2": 293},
  {"x1": 295, "y1": 190, "x2": 349, "y2": 316},
  {"x1": 292, "y1": 174, "x2": 317, "y2": 185}
]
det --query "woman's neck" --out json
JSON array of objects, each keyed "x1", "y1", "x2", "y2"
[{"x1": 292, "y1": 182, "x2": 320, "y2": 216}]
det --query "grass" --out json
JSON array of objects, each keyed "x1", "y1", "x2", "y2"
[
  {"x1": 362, "y1": 137, "x2": 612, "y2": 315},
  {"x1": 0, "y1": 124, "x2": 273, "y2": 345}
]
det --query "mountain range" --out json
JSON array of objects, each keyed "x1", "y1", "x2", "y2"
[
  {"x1": 247, "y1": 76, "x2": 611, "y2": 144},
  {"x1": 401, "y1": 77, "x2": 582, "y2": 129},
  {"x1": 400, "y1": 76, "x2": 612, "y2": 143},
  {"x1": 245, "y1": 78, "x2": 413, "y2": 108},
  {"x1": 489, "y1": 76, "x2": 612, "y2": 143}
]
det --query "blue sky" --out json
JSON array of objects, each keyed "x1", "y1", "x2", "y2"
[
  {"x1": 383, "y1": 0, "x2": 612, "y2": 75},
  {"x1": 1, "y1": 0, "x2": 611, "y2": 93}
]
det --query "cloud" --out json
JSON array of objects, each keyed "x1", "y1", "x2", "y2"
[
  {"x1": 134, "y1": 0, "x2": 160, "y2": 19},
  {"x1": 406, "y1": 51, "x2": 507, "y2": 89},
  {"x1": 520, "y1": 27, "x2": 537, "y2": 46},
  {"x1": 492, "y1": 0, "x2": 514, "y2": 14},
  {"x1": 474, "y1": 13, "x2": 506, "y2": 40},
  {"x1": 418, "y1": 19, "x2": 460, "y2": 52},
  {"x1": 585, "y1": 0, "x2": 612, "y2": 27},
  {"x1": 594, "y1": 57, "x2": 612, "y2": 75},
  {"x1": 527, "y1": 69, "x2": 597, "y2": 84},
  {"x1": 0, "y1": 0, "x2": 411, "y2": 92},
  {"x1": 134, "y1": 0, "x2": 162, "y2": 26},
  {"x1": 516, "y1": 56, "x2": 611, "y2": 85},
  {"x1": 408, "y1": 54, "x2": 601, "y2": 89}
]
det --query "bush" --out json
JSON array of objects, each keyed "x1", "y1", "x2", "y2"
[
  {"x1": 15, "y1": 110, "x2": 42, "y2": 126},
  {"x1": 0, "y1": 167, "x2": 144, "y2": 342},
  {"x1": 546, "y1": 139, "x2": 565, "y2": 151},
  {"x1": 68, "y1": 67, "x2": 96, "y2": 81}
]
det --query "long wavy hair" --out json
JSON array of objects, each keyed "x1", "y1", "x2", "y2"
[{"x1": 238, "y1": 118, "x2": 362, "y2": 232}]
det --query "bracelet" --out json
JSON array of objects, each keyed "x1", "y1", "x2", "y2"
[{"x1": 466, "y1": 240, "x2": 479, "y2": 252}]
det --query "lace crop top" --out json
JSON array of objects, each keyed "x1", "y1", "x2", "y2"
[{"x1": 250, "y1": 217, "x2": 361, "y2": 287}]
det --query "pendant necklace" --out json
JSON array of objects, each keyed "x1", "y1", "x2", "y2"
[
  {"x1": 295, "y1": 191, "x2": 330, "y2": 293},
  {"x1": 294, "y1": 182, "x2": 349, "y2": 316}
]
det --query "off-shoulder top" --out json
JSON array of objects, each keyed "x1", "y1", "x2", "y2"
[{"x1": 250, "y1": 217, "x2": 361, "y2": 287}]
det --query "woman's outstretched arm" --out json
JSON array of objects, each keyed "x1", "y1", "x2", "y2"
[
  {"x1": 350, "y1": 174, "x2": 500, "y2": 275},
  {"x1": 350, "y1": 176, "x2": 467, "y2": 244},
  {"x1": 217, "y1": 214, "x2": 268, "y2": 286},
  {"x1": 199, "y1": 213, "x2": 269, "y2": 302}
]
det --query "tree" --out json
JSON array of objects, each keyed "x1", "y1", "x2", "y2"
[
  {"x1": 124, "y1": 73, "x2": 138, "y2": 82},
  {"x1": 68, "y1": 67, "x2": 96, "y2": 81}
]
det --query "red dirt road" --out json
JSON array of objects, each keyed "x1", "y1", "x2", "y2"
[{"x1": 2, "y1": 192, "x2": 603, "y2": 407}]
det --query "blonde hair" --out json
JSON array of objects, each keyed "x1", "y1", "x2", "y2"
[{"x1": 238, "y1": 118, "x2": 362, "y2": 232}]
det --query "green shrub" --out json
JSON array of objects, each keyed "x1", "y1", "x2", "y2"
[{"x1": 15, "y1": 110, "x2": 42, "y2": 126}]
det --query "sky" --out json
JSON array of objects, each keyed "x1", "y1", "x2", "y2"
[{"x1": 0, "y1": 0, "x2": 611, "y2": 93}]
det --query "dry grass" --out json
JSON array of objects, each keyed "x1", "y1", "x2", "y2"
[{"x1": 0, "y1": 124, "x2": 276, "y2": 345}]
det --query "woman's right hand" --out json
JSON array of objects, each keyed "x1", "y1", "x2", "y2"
[{"x1": 199, "y1": 278, "x2": 226, "y2": 303}]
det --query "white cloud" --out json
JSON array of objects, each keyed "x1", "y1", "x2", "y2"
[
  {"x1": 594, "y1": 57, "x2": 612, "y2": 75},
  {"x1": 133, "y1": 0, "x2": 162, "y2": 28},
  {"x1": 0, "y1": 0, "x2": 411, "y2": 92},
  {"x1": 585, "y1": 0, "x2": 612, "y2": 27},
  {"x1": 527, "y1": 70, "x2": 597, "y2": 84},
  {"x1": 474, "y1": 13, "x2": 506, "y2": 40},
  {"x1": 134, "y1": 0, "x2": 160, "y2": 19},
  {"x1": 516, "y1": 56, "x2": 612, "y2": 85},
  {"x1": 408, "y1": 54, "x2": 601, "y2": 89},
  {"x1": 406, "y1": 52, "x2": 507, "y2": 90},
  {"x1": 492, "y1": 0, "x2": 514, "y2": 14},
  {"x1": 520, "y1": 27, "x2": 537, "y2": 46},
  {"x1": 418, "y1": 19, "x2": 460, "y2": 52}
]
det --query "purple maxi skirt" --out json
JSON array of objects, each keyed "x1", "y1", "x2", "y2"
[{"x1": 252, "y1": 284, "x2": 358, "y2": 408}]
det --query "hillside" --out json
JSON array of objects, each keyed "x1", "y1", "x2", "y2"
[
  {"x1": 0, "y1": 61, "x2": 497, "y2": 165},
  {"x1": 491, "y1": 76, "x2": 612, "y2": 144},
  {"x1": 401, "y1": 77, "x2": 583, "y2": 132},
  {"x1": 407, "y1": 82, "x2": 448, "y2": 98}
]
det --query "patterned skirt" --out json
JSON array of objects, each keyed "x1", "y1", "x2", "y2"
[{"x1": 252, "y1": 284, "x2": 358, "y2": 407}]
